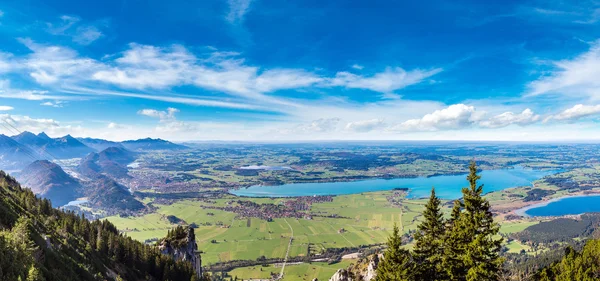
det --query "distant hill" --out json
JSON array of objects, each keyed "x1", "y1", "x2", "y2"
[
  {"x1": 121, "y1": 137, "x2": 187, "y2": 151},
  {"x1": 78, "y1": 137, "x2": 125, "y2": 151},
  {"x1": 78, "y1": 147, "x2": 136, "y2": 179},
  {"x1": 16, "y1": 160, "x2": 80, "y2": 206},
  {"x1": 97, "y1": 146, "x2": 136, "y2": 165},
  {"x1": 0, "y1": 134, "x2": 39, "y2": 169},
  {"x1": 0, "y1": 171, "x2": 199, "y2": 281},
  {"x1": 87, "y1": 177, "x2": 144, "y2": 211}
]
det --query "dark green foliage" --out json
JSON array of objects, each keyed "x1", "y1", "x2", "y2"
[
  {"x1": 513, "y1": 214, "x2": 600, "y2": 243},
  {"x1": 375, "y1": 224, "x2": 413, "y2": 281},
  {"x1": 533, "y1": 239, "x2": 600, "y2": 281},
  {"x1": 458, "y1": 161, "x2": 504, "y2": 281},
  {"x1": 524, "y1": 189, "x2": 556, "y2": 202},
  {"x1": 377, "y1": 161, "x2": 503, "y2": 281},
  {"x1": 0, "y1": 170, "x2": 198, "y2": 281},
  {"x1": 443, "y1": 200, "x2": 468, "y2": 280},
  {"x1": 413, "y1": 188, "x2": 446, "y2": 281}
]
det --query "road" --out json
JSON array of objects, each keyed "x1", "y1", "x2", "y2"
[{"x1": 278, "y1": 219, "x2": 294, "y2": 280}]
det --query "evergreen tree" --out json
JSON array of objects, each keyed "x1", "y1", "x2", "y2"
[
  {"x1": 375, "y1": 224, "x2": 413, "y2": 281},
  {"x1": 413, "y1": 187, "x2": 446, "y2": 281},
  {"x1": 443, "y1": 200, "x2": 468, "y2": 280},
  {"x1": 460, "y1": 161, "x2": 504, "y2": 281}
]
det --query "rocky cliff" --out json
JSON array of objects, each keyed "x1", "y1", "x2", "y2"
[
  {"x1": 159, "y1": 226, "x2": 203, "y2": 279},
  {"x1": 329, "y1": 255, "x2": 379, "y2": 281}
]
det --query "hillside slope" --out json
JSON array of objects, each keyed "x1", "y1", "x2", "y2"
[
  {"x1": 16, "y1": 160, "x2": 81, "y2": 206},
  {"x1": 0, "y1": 171, "x2": 200, "y2": 281}
]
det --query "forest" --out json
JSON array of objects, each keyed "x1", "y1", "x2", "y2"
[{"x1": 0, "y1": 171, "x2": 201, "y2": 281}]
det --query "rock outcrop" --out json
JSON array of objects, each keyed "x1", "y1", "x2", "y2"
[
  {"x1": 329, "y1": 255, "x2": 379, "y2": 281},
  {"x1": 363, "y1": 255, "x2": 379, "y2": 281},
  {"x1": 159, "y1": 226, "x2": 203, "y2": 279},
  {"x1": 329, "y1": 269, "x2": 353, "y2": 281}
]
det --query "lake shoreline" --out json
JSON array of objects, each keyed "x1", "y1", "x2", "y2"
[
  {"x1": 515, "y1": 193, "x2": 600, "y2": 217},
  {"x1": 231, "y1": 168, "x2": 561, "y2": 199}
]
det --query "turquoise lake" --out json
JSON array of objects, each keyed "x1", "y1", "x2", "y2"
[
  {"x1": 524, "y1": 195, "x2": 600, "y2": 217},
  {"x1": 231, "y1": 167, "x2": 561, "y2": 199}
]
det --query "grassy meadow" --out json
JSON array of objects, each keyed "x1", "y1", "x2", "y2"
[{"x1": 107, "y1": 191, "x2": 426, "y2": 265}]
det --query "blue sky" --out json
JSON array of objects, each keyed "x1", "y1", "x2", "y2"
[{"x1": 0, "y1": 0, "x2": 599, "y2": 141}]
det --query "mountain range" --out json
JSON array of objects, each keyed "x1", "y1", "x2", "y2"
[{"x1": 0, "y1": 131, "x2": 187, "y2": 169}]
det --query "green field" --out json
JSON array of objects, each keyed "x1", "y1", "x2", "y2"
[
  {"x1": 107, "y1": 189, "x2": 550, "y2": 267},
  {"x1": 107, "y1": 191, "x2": 428, "y2": 265},
  {"x1": 226, "y1": 260, "x2": 354, "y2": 281}
]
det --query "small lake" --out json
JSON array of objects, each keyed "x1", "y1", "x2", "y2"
[
  {"x1": 521, "y1": 195, "x2": 600, "y2": 217},
  {"x1": 231, "y1": 167, "x2": 560, "y2": 199}
]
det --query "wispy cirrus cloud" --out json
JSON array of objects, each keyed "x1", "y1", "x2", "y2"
[
  {"x1": 526, "y1": 40, "x2": 600, "y2": 100},
  {"x1": 226, "y1": 0, "x2": 253, "y2": 24},
  {"x1": 45, "y1": 15, "x2": 104, "y2": 45},
  {"x1": 40, "y1": 100, "x2": 65, "y2": 107},
  {"x1": 328, "y1": 67, "x2": 442, "y2": 94},
  {"x1": 2, "y1": 40, "x2": 440, "y2": 110},
  {"x1": 0, "y1": 79, "x2": 68, "y2": 101},
  {"x1": 18, "y1": 38, "x2": 101, "y2": 84}
]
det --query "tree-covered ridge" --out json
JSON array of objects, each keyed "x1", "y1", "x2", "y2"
[
  {"x1": 0, "y1": 170, "x2": 198, "y2": 281},
  {"x1": 375, "y1": 161, "x2": 504, "y2": 281},
  {"x1": 533, "y1": 239, "x2": 600, "y2": 281}
]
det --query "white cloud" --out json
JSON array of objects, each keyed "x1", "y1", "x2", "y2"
[
  {"x1": 551, "y1": 104, "x2": 600, "y2": 121},
  {"x1": 226, "y1": 0, "x2": 253, "y2": 24},
  {"x1": 0, "y1": 52, "x2": 12, "y2": 73},
  {"x1": 92, "y1": 43, "x2": 193, "y2": 89},
  {"x1": 73, "y1": 25, "x2": 103, "y2": 45},
  {"x1": 390, "y1": 104, "x2": 542, "y2": 131},
  {"x1": 300, "y1": 118, "x2": 341, "y2": 133},
  {"x1": 92, "y1": 44, "x2": 440, "y2": 105},
  {"x1": 0, "y1": 106, "x2": 13, "y2": 111},
  {"x1": 138, "y1": 107, "x2": 179, "y2": 121},
  {"x1": 392, "y1": 104, "x2": 480, "y2": 131},
  {"x1": 107, "y1": 122, "x2": 129, "y2": 129},
  {"x1": 0, "y1": 114, "x2": 81, "y2": 136},
  {"x1": 19, "y1": 38, "x2": 101, "y2": 84},
  {"x1": 46, "y1": 15, "x2": 80, "y2": 35},
  {"x1": 479, "y1": 108, "x2": 540, "y2": 128},
  {"x1": 46, "y1": 15, "x2": 103, "y2": 45},
  {"x1": 328, "y1": 67, "x2": 442, "y2": 93},
  {"x1": 278, "y1": 118, "x2": 342, "y2": 135},
  {"x1": 40, "y1": 101, "x2": 65, "y2": 107},
  {"x1": 527, "y1": 40, "x2": 600, "y2": 100},
  {"x1": 2, "y1": 38, "x2": 442, "y2": 111},
  {"x1": 345, "y1": 119, "x2": 384, "y2": 132},
  {"x1": 0, "y1": 79, "x2": 68, "y2": 100},
  {"x1": 254, "y1": 69, "x2": 323, "y2": 92},
  {"x1": 351, "y1": 64, "x2": 364, "y2": 70}
]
